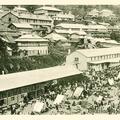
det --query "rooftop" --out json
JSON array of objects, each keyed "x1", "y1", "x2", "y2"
[
  {"x1": 44, "y1": 32, "x2": 68, "y2": 42},
  {"x1": 0, "y1": 65, "x2": 82, "y2": 91},
  {"x1": 56, "y1": 23, "x2": 86, "y2": 29},
  {"x1": 10, "y1": 23, "x2": 33, "y2": 29},
  {"x1": 15, "y1": 34, "x2": 48, "y2": 42},
  {"x1": 76, "y1": 47, "x2": 120, "y2": 57},
  {"x1": 55, "y1": 29, "x2": 86, "y2": 35},
  {"x1": 35, "y1": 6, "x2": 62, "y2": 12},
  {"x1": 13, "y1": 6, "x2": 28, "y2": 12},
  {"x1": 92, "y1": 38, "x2": 118, "y2": 44},
  {"x1": 2, "y1": 12, "x2": 52, "y2": 21},
  {"x1": 56, "y1": 23, "x2": 107, "y2": 30}
]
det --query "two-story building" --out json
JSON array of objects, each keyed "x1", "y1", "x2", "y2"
[
  {"x1": 66, "y1": 47, "x2": 120, "y2": 71},
  {"x1": 0, "y1": 65, "x2": 81, "y2": 108},
  {"x1": 15, "y1": 34, "x2": 49, "y2": 56},
  {"x1": 53, "y1": 11, "x2": 75, "y2": 22},
  {"x1": 34, "y1": 6, "x2": 62, "y2": 17},
  {"x1": 0, "y1": 11, "x2": 53, "y2": 33},
  {"x1": 55, "y1": 23, "x2": 109, "y2": 38},
  {"x1": 8, "y1": 23, "x2": 33, "y2": 35}
]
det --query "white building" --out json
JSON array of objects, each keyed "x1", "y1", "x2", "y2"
[
  {"x1": 8, "y1": 23, "x2": 33, "y2": 35},
  {"x1": 15, "y1": 34, "x2": 49, "y2": 56},
  {"x1": 34, "y1": 6, "x2": 62, "y2": 17},
  {"x1": 1, "y1": 11, "x2": 53, "y2": 32},
  {"x1": 53, "y1": 11, "x2": 75, "y2": 21},
  {"x1": 56, "y1": 23, "x2": 108, "y2": 32},
  {"x1": 55, "y1": 23, "x2": 108, "y2": 38},
  {"x1": 66, "y1": 47, "x2": 120, "y2": 71}
]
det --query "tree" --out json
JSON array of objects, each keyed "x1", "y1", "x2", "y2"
[
  {"x1": 4, "y1": 5, "x2": 16, "y2": 10},
  {"x1": 110, "y1": 31, "x2": 120, "y2": 42},
  {"x1": 23, "y1": 5, "x2": 40, "y2": 13}
]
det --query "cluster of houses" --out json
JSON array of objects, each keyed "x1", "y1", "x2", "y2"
[
  {"x1": 0, "y1": 5, "x2": 119, "y2": 57},
  {"x1": 87, "y1": 8, "x2": 118, "y2": 23},
  {"x1": 1, "y1": 5, "x2": 120, "y2": 110}
]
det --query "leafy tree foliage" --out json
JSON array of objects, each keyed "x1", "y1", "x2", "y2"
[{"x1": 110, "y1": 31, "x2": 120, "y2": 42}]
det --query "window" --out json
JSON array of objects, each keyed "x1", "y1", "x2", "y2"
[
  {"x1": 75, "y1": 57, "x2": 79, "y2": 62},
  {"x1": 91, "y1": 57, "x2": 93, "y2": 61},
  {"x1": 11, "y1": 96, "x2": 15, "y2": 101},
  {"x1": 8, "y1": 18, "x2": 11, "y2": 22}
]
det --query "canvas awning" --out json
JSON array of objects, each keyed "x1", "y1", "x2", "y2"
[
  {"x1": 33, "y1": 101, "x2": 44, "y2": 113},
  {"x1": 108, "y1": 78, "x2": 114, "y2": 85},
  {"x1": 117, "y1": 72, "x2": 120, "y2": 79},
  {"x1": 73, "y1": 87, "x2": 83, "y2": 98},
  {"x1": 54, "y1": 94, "x2": 64, "y2": 105}
]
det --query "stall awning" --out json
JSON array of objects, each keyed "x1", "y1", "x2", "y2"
[
  {"x1": 88, "y1": 58, "x2": 120, "y2": 64},
  {"x1": 54, "y1": 94, "x2": 64, "y2": 105},
  {"x1": 33, "y1": 101, "x2": 44, "y2": 113}
]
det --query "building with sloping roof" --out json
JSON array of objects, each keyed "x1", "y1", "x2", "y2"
[
  {"x1": 56, "y1": 23, "x2": 109, "y2": 38},
  {"x1": 53, "y1": 11, "x2": 75, "y2": 21},
  {"x1": 0, "y1": 65, "x2": 82, "y2": 108},
  {"x1": 15, "y1": 34, "x2": 49, "y2": 56},
  {"x1": 34, "y1": 6, "x2": 62, "y2": 17},
  {"x1": 1, "y1": 12, "x2": 53, "y2": 33},
  {"x1": 66, "y1": 47, "x2": 120, "y2": 71}
]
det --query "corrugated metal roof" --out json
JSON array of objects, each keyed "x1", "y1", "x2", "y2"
[
  {"x1": 15, "y1": 34, "x2": 48, "y2": 42},
  {"x1": 76, "y1": 47, "x2": 120, "y2": 57},
  {"x1": 11, "y1": 23, "x2": 33, "y2": 29},
  {"x1": 0, "y1": 65, "x2": 82, "y2": 91}
]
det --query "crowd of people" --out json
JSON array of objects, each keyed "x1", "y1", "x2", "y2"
[{"x1": 1, "y1": 65, "x2": 120, "y2": 115}]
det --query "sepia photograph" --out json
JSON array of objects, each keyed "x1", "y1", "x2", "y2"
[{"x1": 0, "y1": 1, "x2": 120, "y2": 116}]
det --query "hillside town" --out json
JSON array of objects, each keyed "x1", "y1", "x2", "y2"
[{"x1": 1, "y1": 5, "x2": 120, "y2": 115}]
